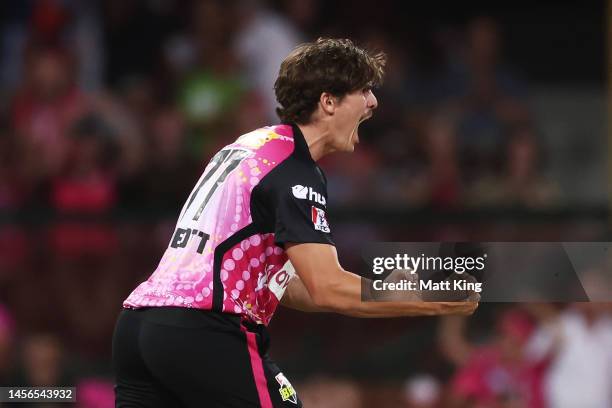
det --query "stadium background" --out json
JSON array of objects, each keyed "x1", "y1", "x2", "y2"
[{"x1": 0, "y1": 0, "x2": 609, "y2": 406}]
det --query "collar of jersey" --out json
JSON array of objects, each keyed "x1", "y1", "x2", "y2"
[{"x1": 288, "y1": 123, "x2": 316, "y2": 164}]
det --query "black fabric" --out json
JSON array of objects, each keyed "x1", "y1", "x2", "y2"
[
  {"x1": 251, "y1": 124, "x2": 334, "y2": 247},
  {"x1": 113, "y1": 308, "x2": 302, "y2": 407}
]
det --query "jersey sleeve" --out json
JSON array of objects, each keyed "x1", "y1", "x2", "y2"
[{"x1": 274, "y1": 184, "x2": 335, "y2": 247}]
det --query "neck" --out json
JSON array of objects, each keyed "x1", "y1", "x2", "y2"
[{"x1": 296, "y1": 122, "x2": 334, "y2": 161}]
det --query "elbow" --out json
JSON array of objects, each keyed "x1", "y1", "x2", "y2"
[{"x1": 310, "y1": 289, "x2": 334, "y2": 311}]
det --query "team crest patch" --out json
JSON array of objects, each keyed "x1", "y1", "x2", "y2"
[
  {"x1": 275, "y1": 373, "x2": 297, "y2": 404},
  {"x1": 311, "y1": 206, "x2": 330, "y2": 233}
]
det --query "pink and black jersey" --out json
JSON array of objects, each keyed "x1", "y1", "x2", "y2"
[{"x1": 124, "y1": 124, "x2": 334, "y2": 325}]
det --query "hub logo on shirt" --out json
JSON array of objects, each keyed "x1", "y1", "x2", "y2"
[
  {"x1": 292, "y1": 185, "x2": 326, "y2": 206},
  {"x1": 311, "y1": 206, "x2": 331, "y2": 233}
]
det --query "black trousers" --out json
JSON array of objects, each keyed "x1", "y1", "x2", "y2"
[{"x1": 112, "y1": 307, "x2": 302, "y2": 407}]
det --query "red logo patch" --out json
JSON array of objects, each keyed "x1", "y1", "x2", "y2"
[{"x1": 311, "y1": 206, "x2": 330, "y2": 233}]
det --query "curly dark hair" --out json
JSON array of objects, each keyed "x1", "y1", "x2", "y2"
[{"x1": 274, "y1": 38, "x2": 386, "y2": 124}]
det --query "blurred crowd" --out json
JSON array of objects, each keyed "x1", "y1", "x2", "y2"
[
  {"x1": 0, "y1": 0, "x2": 561, "y2": 218},
  {"x1": 0, "y1": 1, "x2": 605, "y2": 407},
  {"x1": 280, "y1": 303, "x2": 612, "y2": 408}
]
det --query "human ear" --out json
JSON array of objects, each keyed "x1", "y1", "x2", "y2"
[{"x1": 319, "y1": 92, "x2": 336, "y2": 115}]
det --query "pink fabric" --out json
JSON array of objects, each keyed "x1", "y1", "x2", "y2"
[
  {"x1": 124, "y1": 125, "x2": 295, "y2": 325},
  {"x1": 274, "y1": 124, "x2": 293, "y2": 137},
  {"x1": 241, "y1": 324, "x2": 273, "y2": 408}
]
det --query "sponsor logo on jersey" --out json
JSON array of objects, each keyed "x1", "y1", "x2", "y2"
[
  {"x1": 311, "y1": 206, "x2": 331, "y2": 233},
  {"x1": 275, "y1": 373, "x2": 298, "y2": 404},
  {"x1": 291, "y1": 185, "x2": 326, "y2": 206},
  {"x1": 268, "y1": 260, "x2": 295, "y2": 300}
]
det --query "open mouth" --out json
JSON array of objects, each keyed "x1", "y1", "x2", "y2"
[
  {"x1": 353, "y1": 111, "x2": 373, "y2": 144},
  {"x1": 359, "y1": 111, "x2": 373, "y2": 124}
]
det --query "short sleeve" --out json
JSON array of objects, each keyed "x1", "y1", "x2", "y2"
[{"x1": 274, "y1": 185, "x2": 335, "y2": 246}]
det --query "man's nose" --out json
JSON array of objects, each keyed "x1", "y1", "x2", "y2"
[{"x1": 366, "y1": 90, "x2": 378, "y2": 110}]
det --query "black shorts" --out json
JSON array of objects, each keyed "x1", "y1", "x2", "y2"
[{"x1": 112, "y1": 307, "x2": 302, "y2": 407}]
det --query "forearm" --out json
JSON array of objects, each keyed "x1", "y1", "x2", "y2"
[
  {"x1": 285, "y1": 243, "x2": 478, "y2": 318},
  {"x1": 281, "y1": 274, "x2": 327, "y2": 313},
  {"x1": 316, "y1": 269, "x2": 477, "y2": 318}
]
